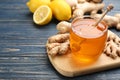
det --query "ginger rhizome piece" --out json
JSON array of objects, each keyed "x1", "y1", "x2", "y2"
[
  {"x1": 72, "y1": 2, "x2": 104, "y2": 18},
  {"x1": 48, "y1": 33, "x2": 69, "y2": 43},
  {"x1": 91, "y1": 13, "x2": 120, "y2": 30},
  {"x1": 103, "y1": 31, "x2": 120, "y2": 59},
  {"x1": 46, "y1": 33, "x2": 70, "y2": 56},
  {"x1": 65, "y1": 0, "x2": 78, "y2": 7},
  {"x1": 59, "y1": 40, "x2": 70, "y2": 55},
  {"x1": 65, "y1": 0, "x2": 103, "y2": 9},
  {"x1": 56, "y1": 21, "x2": 71, "y2": 34}
]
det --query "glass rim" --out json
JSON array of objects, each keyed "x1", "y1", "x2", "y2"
[{"x1": 71, "y1": 16, "x2": 108, "y2": 38}]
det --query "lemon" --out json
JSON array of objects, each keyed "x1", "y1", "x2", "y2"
[
  {"x1": 50, "y1": 0, "x2": 71, "y2": 21},
  {"x1": 26, "y1": 0, "x2": 50, "y2": 13},
  {"x1": 33, "y1": 5, "x2": 52, "y2": 25}
]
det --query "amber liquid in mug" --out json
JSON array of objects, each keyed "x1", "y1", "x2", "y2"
[{"x1": 70, "y1": 18, "x2": 107, "y2": 64}]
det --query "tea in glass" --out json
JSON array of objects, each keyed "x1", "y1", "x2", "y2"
[{"x1": 70, "y1": 17, "x2": 108, "y2": 64}]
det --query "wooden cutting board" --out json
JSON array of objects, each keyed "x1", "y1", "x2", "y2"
[{"x1": 47, "y1": 30, "x2": 120, "y2": 77}]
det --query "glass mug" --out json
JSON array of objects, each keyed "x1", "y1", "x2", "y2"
[{"x1": 70, "y1": 17, "x2": 108, "y2": 64}]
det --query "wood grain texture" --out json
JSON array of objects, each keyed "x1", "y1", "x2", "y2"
[{"x1": 0, "y1": 0, "x2": 120, "y2": 80}]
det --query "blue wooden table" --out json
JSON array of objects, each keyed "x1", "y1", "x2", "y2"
[{"x1": 0, "y1": 0, "x2": 120, "y2": 79}]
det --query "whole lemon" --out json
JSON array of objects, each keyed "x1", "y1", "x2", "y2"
[
  {"x1": 26, "y1": 0, "x2": 50, "y2": 13},
  {"x1": 50, "y1": 0, "x2": 72, "y2": 21}
]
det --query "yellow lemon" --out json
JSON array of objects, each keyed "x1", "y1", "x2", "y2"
[
  {"x1": 50, "y1": 0, "x2": 71, "y2": 21},
  {"x1": 26, "y1": 0, "x2": 50, "y2": 13},
  {"x1": 33, "y1": 5, "x2": 52, "y2": 25}
]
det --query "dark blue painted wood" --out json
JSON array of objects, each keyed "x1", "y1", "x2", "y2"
[{"x1": 0, "y1": 0, "x2": 120, "y2": 79}]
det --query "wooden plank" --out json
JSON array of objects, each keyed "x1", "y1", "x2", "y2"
[{"x1": 0, "y1": 0, "x2": 119, "y2": 79}]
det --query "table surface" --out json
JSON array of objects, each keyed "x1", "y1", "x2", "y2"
[{"x1": 0, "y1": 0, "x2": 120, "y2": 80}]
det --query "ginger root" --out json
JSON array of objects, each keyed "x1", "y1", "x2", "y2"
[
  {"x1": 65, "y1": 0, "x2": 103, "y2": 8},
  {"x1": 56, "y1": 21, "x2": 71, "y2": 34},
  {"x1": 47, "y1": 45, "x2": 60, "y2": 56},
  {"x1": 48, "y1": 33, "x2": 69, "y2": 43},
  {"x1": 91, "y1": 13, "x2": 120, "y2": 30},
  {"x1": 72, "y1": 2, "x2": 104, "y2": 18},
  {"x1": 59, "y1": 40, "x2": 70, "y2": 55},
  {"x1": 103, "y1": 31, "x2": 120, "y2": 59},
  {"x1": 77, "y1": 0, "x2": 86, "y2": 3},
  {"x1": 47, "y1": 43, "x2": 60, "y2": 50},
  {"x1": 47, "y1": 33, "x2": 70, "y2": 56},
  {"x1": 65, "y1": 0, "x2": 78, "y2": 7}
]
